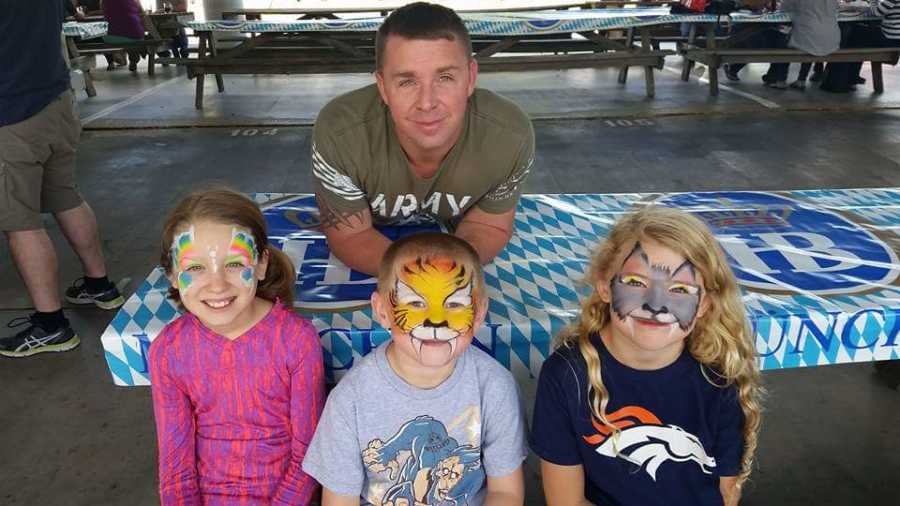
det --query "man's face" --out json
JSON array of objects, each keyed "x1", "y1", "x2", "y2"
[
  {"x1": 168, "y1": 220, "x2": 268, "y2": 336},
  {"x1": 372, "y1": 255, "x2": 484, "y2": 369},
  {"x1": 375, "y1": 35, "x2": 477, "y2": 163}
]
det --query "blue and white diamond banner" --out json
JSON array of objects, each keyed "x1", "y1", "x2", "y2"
[
  {"x1": 101, "y1": 189, "x2": 900, "y2": 387},
  {"x1": 63, "y1": 21, "x2": 108, "y2": 40},
  {"x1": 185, "y1": 8, "x2": 879, "y2": 36}
]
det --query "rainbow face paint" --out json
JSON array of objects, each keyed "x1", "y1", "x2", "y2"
[
  {"x1": 177, "y1": 271, "x2": 193, "y2": 292},
  {"x1": 240, "y1": 267, "x2": 254, "y2": 284},
  {"x1": 171, "y1": 226, "x2": 197, "y2": 292},
  {"x1": 228, "y1": 228, "x2": 258, "y2": 265},
  {"x1": 227, "y1": 228, "x2": 258, "y2": 287},
  {"x1": 166, "y1": 221, "x2": 268, "y2": 339}
]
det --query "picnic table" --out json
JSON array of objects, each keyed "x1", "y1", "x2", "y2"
[
  {"x1": 147, "y1": 11, "x2": 194, "y2": 39},
  {"x1": 178, "y1": 7, "x2": 681, "y2": 108},
  {"x1": 62, "y1": 20, "x2": 107, "y2": 39},
  {"x1": 220, "y1": 2, "x2": 672, "y2": 20},
  {"x1": 678, "y1": 9, "x2": 899, "y2": 95},
  {"x1": 66, "y1": 12, "x2": 194, "y2": 80},
  {"x1": 62, "y1": 21, "x2": 107, "y2": 97},
  {"x1": 101, "y1": 188, "x2": 900, "y2": 388}
]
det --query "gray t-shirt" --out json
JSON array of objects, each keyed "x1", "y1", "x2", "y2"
[{"x1": 302, "y1": 343, "x2": 527, "y2": 505}]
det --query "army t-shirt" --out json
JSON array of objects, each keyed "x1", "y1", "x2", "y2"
[{"x1": 311, "y1": 84, "x2": 534, "y2": 226}]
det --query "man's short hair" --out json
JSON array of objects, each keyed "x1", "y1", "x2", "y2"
[
  {"x1": 377, "y1": 232, "x2": 485, "y2": 296},
  {"x1": 375, "y1": 2, "x2": 473, "y2": 71}
]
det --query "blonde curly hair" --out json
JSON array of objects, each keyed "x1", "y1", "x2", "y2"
[{"x1": 558, "y1": 205, "x2": 764, "y2": 484}]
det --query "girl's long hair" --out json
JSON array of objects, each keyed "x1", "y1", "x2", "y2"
[
  {"x1": 159, "y1": 188, "x2": 296, "y2": 308},
  {"x1": 558, "y1": 205, "x2": 764, "y2": 484}
]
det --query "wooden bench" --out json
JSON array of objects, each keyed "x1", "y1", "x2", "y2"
[
  {"x1": 69, "y1": 12, "x2": 187, "y2": 78},
  {"x1": 69, "y1": 54, "x2": 98, "y2": 97},
  {"x1": 682, "y1": 47, "x2": 900, "y2": 95},
  {"x1": 172, "y1": 26, "x2": 672, "y2": 109},
  {"x1": 221, "y1": 2, "x2": 673, "y2": 20},
  {"x1": 75, "y1": 38, "x2": 172, "y2": 76}
]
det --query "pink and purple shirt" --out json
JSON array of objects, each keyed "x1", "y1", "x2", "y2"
[
  {"x1": 102, "y1": 0, "x2": 145, "y2": 39},
  {"x1": 149, "y1": 302, "x2": 325, "y2": 505}
]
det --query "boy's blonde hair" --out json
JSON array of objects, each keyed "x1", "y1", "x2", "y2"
[
  {"x1": 377, "y1": 232, "x2": 485, "y2": 297},
  {"x1": 559, "y1": 205, "x2": 764, "y2": 484}
]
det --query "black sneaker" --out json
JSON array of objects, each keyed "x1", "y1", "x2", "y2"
[
  {"x1": 65, "y1": 278, "x2": 125, "y2": 310},
  {"x1": 0, "y1": 315, "x2": 80, "y2": 358},
  {"x1": 723, "y1": 64, "x2": 740, "y2": 82}
]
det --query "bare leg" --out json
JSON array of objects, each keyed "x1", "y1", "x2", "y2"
[
  {"x1": 54, "y1": 202, "x2": 107, "y2": 279},
  {"x1": 6, "y1": 229, "x2": 61, "y2": 312}
]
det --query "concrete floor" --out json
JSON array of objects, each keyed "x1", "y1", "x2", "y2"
[{"x1": 1, "y1": 57, "x2": 899, "y2": 505}]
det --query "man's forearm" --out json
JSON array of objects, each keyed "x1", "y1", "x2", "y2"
[
  {"x1": 455, "y1": 221, "x2": 513, "y2": 264},
  {"x1": 327, "y1": 227, "x2": 392, "y2": 276}
]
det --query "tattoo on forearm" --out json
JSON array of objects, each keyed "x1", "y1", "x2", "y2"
[{"x1": 315, "y1": 194, "x2": 369, "y2": 230}]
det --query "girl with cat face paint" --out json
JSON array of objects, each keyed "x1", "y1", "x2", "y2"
[
  {"x1": 531, "y1": 207, "x2": 764, "y2": 506},
  {"x1": 603, "y1": 240, "x2": 705, "y2": 370}
]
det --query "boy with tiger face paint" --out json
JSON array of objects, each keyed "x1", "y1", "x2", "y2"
[
  {"x1": 303, "y1": 231, "x2": 527, "y2": 506},
  {"x1": 372, "y1": 235, "x2": 487, "y2": 379}
]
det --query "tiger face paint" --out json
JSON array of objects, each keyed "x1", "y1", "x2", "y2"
[
  {"x1": 388, "y1": 256, "x2": 477, "y2": 366},
  {"x1": 602, "y1": 239, "x2": 705, "y2": 367}
]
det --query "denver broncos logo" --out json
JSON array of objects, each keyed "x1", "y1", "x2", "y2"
[{"x1": 583, "y1": 406, "x2": 716, "y2": 481}]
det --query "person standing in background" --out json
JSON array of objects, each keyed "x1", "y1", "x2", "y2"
[{"x1": 0, "y1": 1, "x2": 125, "y2": 358}]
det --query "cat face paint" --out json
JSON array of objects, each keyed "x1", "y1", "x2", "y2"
[
  {"x1": 610, "y1": 242, "x2": 702, "y2": 331},
  {"x1": 388, "y1": 256, "x2": 476, "y2": 367}
]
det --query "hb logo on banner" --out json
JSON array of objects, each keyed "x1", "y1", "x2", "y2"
[
  {"x1": 657, "y1": 192, "x2": 900, "y2": 295},
  {"x1": 262, "y1": 195, "x2": 444, "y2": 311}
]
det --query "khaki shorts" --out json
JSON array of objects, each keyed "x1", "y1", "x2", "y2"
[{"x1": 0, "y1": 90, "x2": 83, "y2": 232}]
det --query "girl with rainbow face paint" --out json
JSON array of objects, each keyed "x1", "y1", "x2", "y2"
[
  {"x1": 168, "y1": 220, "x2": 269, "y2": 338},
  {"x1": 151, "y1": 189, "x2": 323, "y2": 505}
]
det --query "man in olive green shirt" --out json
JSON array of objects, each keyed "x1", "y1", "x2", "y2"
[{"x1": 312, "y1": 2, "x2": 535, "y2": 275}]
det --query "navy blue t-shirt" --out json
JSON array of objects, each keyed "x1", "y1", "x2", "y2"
[
  {"x1": 530, "y1": 335, "x2": 744, "y2": 506},
  {"x1": 0, "y1": 1, "x2": 71, "y2": 126}
]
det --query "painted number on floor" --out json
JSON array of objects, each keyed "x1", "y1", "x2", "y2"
[
  {"x1": 230, "y1": 128, "x2": 279, "y2": 137},
  {"x1": 604, "y1": 119, "x2": 654, "y2": 128}
]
